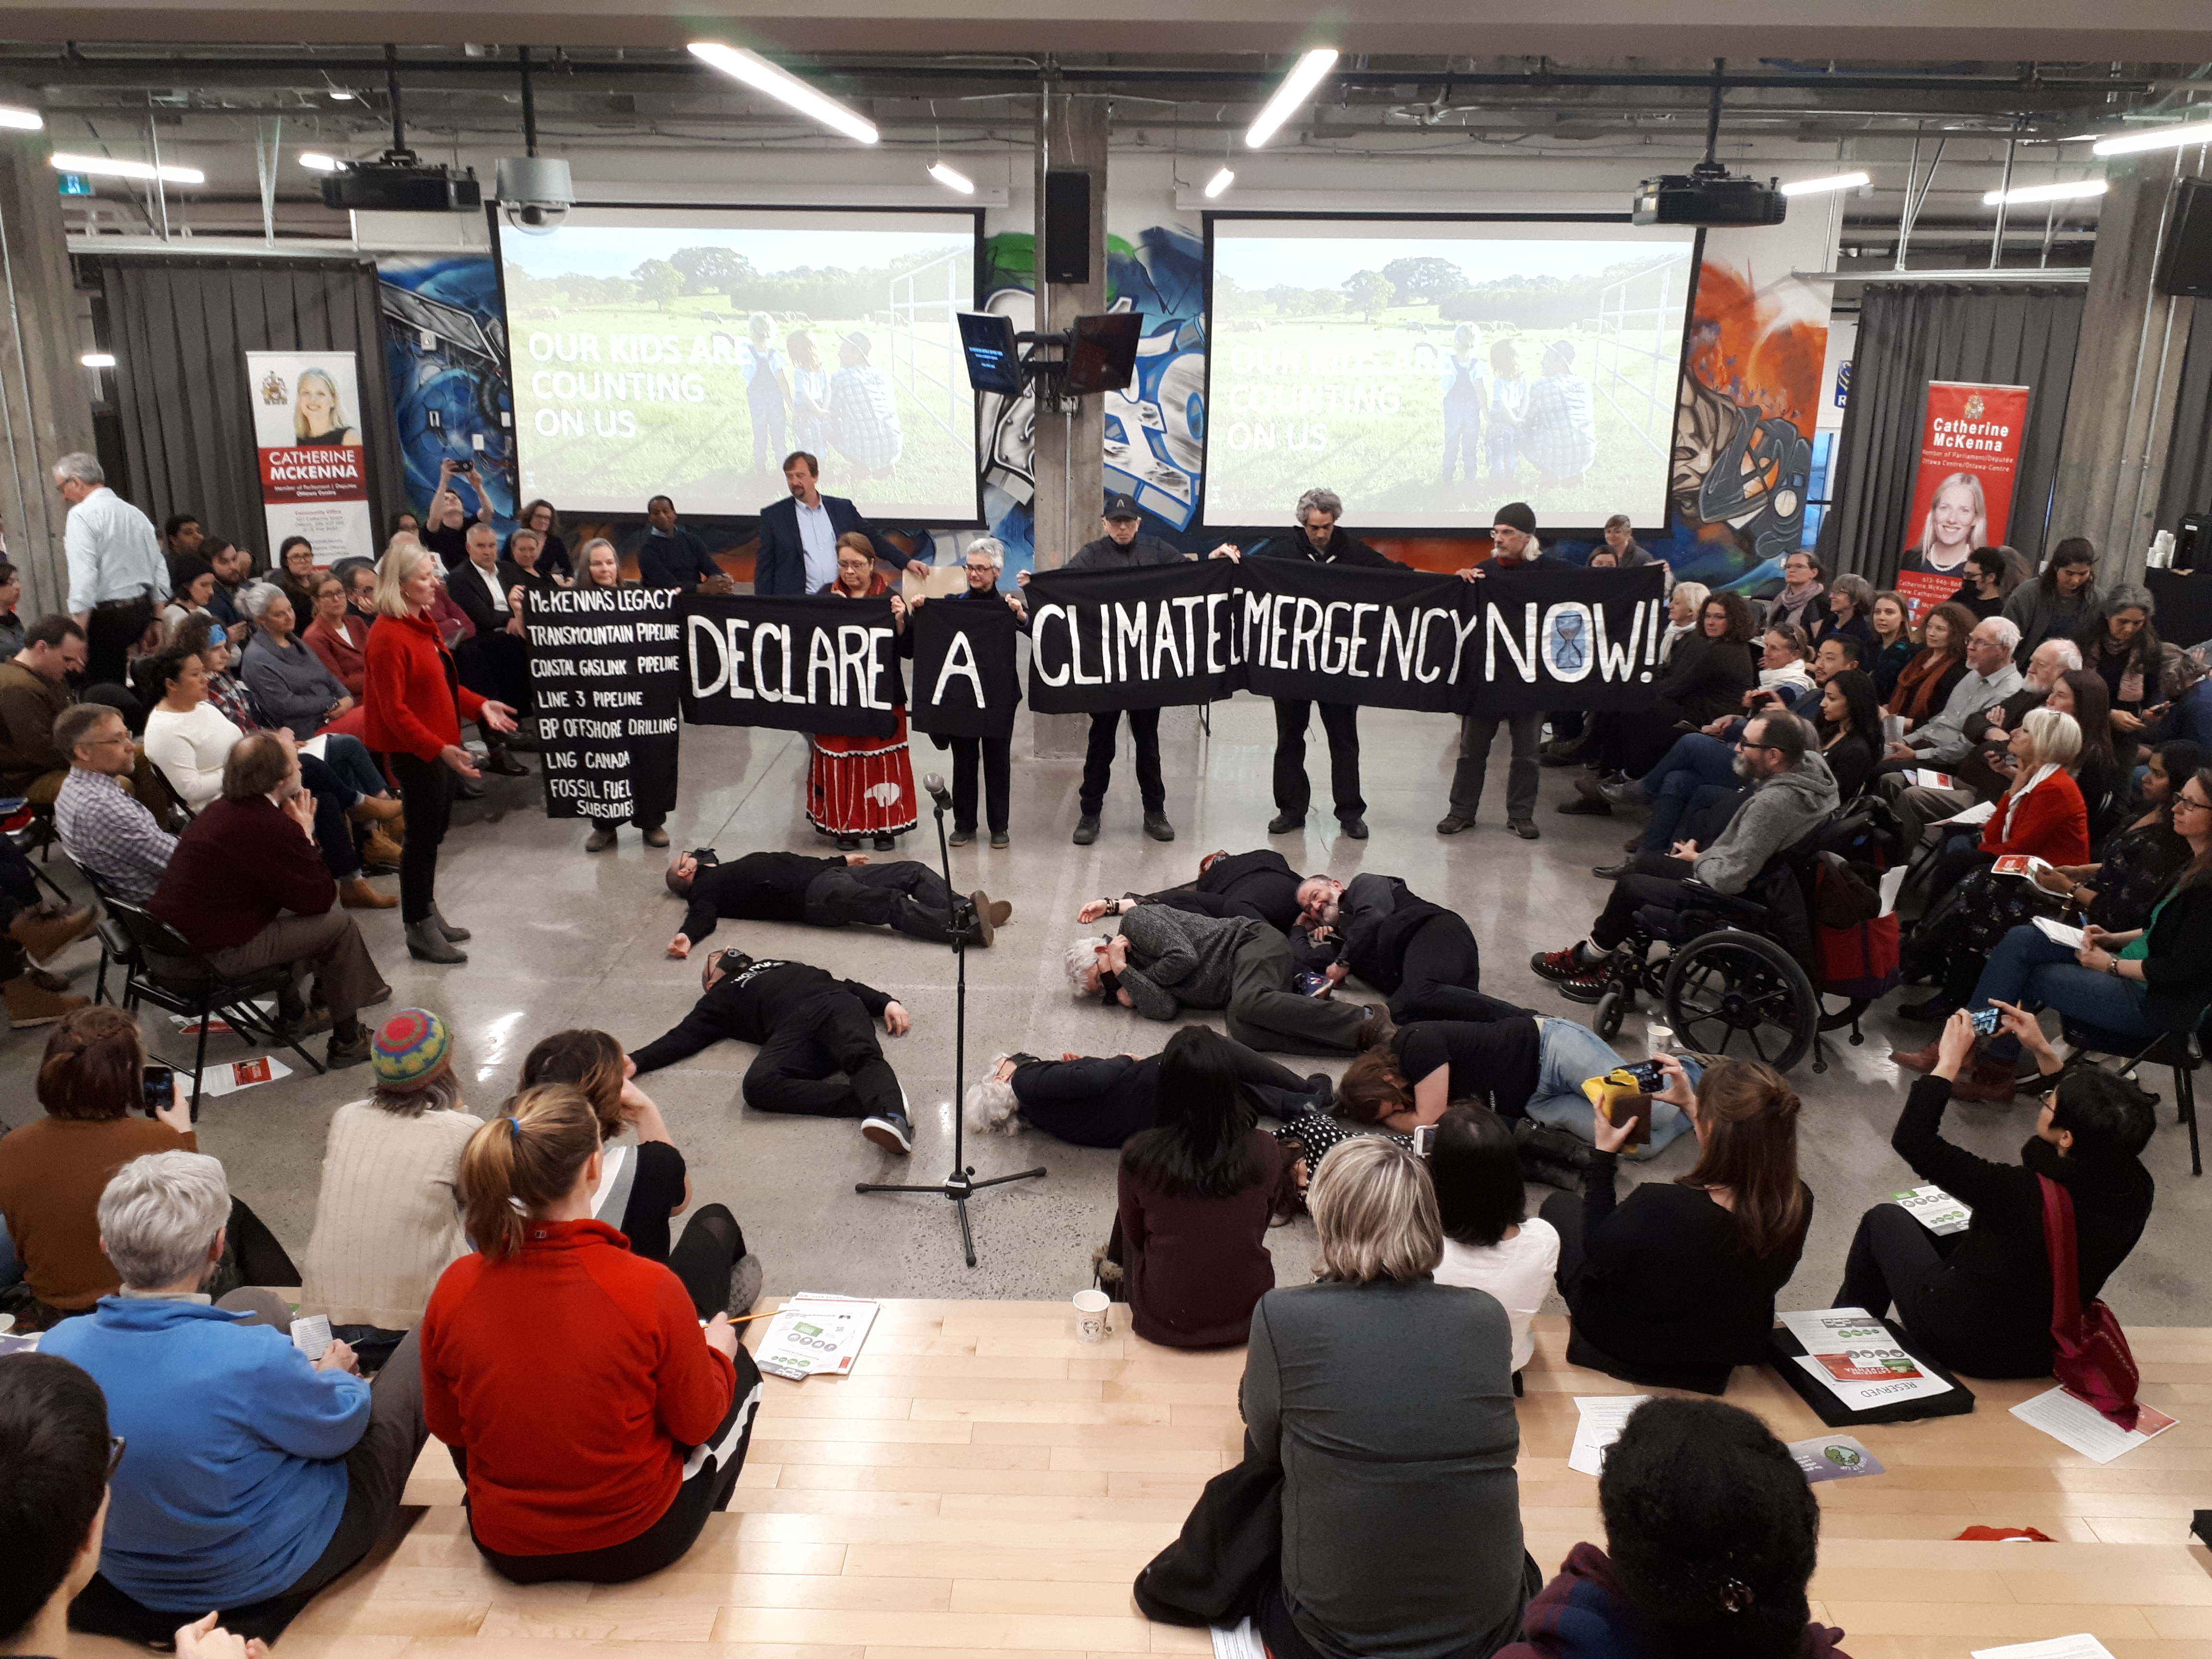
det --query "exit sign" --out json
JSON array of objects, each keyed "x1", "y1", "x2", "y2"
[{"x1": 56, "y1": 173, "x2": 92, "y2": 196}]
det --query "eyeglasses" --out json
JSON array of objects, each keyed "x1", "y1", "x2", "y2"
[
  {"x1": 1736, "y1": 740, "x2": 1780, "y2": 754},
  {"x1": 108, "y1": 1435, "x2": 126, "y2": 1479},
  {"x1": 2176, "y1": 796, "x2": 2212, "y2": 815}
]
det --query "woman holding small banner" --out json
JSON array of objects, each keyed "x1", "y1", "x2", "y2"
[
  {"x1": 906, "y1": 536, "x2": 1024, "y2": 849},
  {"x1": 808, "y1": 533, "x2": 916, "y2": 851}
]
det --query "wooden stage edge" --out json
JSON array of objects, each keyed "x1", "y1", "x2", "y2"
[{"x1": 67, "y1": 1302, "x2": 2212, "y2": 1658}]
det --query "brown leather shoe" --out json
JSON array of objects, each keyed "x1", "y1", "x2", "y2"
[
  {"x1": 346, "y1": 794, "x2": 405, "y2": 825},
  {"x1": 1949, "y1": 1055, "x2": 2019, "y2": 1104},
  {"x1": 1890, "y1": 1040, "x2": 1943, "y2": 1074},
  {"x1": 340, "y1": 877, "x2": 398, "y2": 910},
  {"x1": 4, "y1": 973, "x2": 88, "y2": 1028},
  {"x1": 9, "y1": 905, "x2": 96, "y2": 965},
  {"x1": 361, "y1": 828, "x2": 404, "y2": 873},
  {"x1": 968, "y1": 890, "x2": 997, "y2": 948}
]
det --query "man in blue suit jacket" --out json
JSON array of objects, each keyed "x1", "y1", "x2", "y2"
[{"x1": 753, "y1": 450, "x2": 914, "y2": 596}]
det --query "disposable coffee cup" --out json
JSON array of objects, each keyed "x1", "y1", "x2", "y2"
[
  {"x1": 1646, "y1": 1022, "x2": 1675, "y2": 1056},
  {"x1": 1073, "y1": 1287, "x2": 1111, "y2": 1344}
]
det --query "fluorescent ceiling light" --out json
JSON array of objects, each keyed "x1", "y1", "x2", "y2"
[
  {"x1": 1982, "y1": 178, "x2": 2107, "y2": 206},
  {"x1": 328, "y1": 89, "x2": 357, "y2": 100},
  {"x1": 2094, "y1": 118, "x2": 2212, "y2": 156},
  {"x1": 299, "y1": 152, "x2": 339, "y2": 172},
  {"x1": 80, "y1": 352, "x2": 114, "y2": 368},
  {"x1": 926, "y1": 160, "x2": 974, "y2": 194},
  {"x1": 686, "y1": 41, "x2": 878, "y2": 144},
  {"x1": 1779, "y1": 171, "x2": 1869, "y2": 198},
  {"x1": 49, "y1": 152, "x2": 204, "y2": 185},
  {"x1": 0, "y1": 106, "x2": 43, "y2": 132},
  {"x1": 1246, "y1": 48, "x2": 1338, "y2": 148},
  {"x1": 1204, "y1": 166, "x2": 1235, "y2": 199}
]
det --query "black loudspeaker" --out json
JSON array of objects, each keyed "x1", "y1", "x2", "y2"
[
  {"x1": 2156, "y1": 178, "x2": 2212, "y2": 298},
  {"x1": 1043, "y1": 169, "x2": 1092, "y2": 285}
]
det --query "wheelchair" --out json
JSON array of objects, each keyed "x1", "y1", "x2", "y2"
[{"x1": 1582, "y1": 802, "x2": 1901, "y2": 1076}]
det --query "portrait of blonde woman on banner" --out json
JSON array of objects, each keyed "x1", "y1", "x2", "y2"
[
  {"x1": 291, "y1": 366, "x2": 364, "y2": 449},
  {"x1": 247, "y1": 350, "x2": 376, "y2": 566}
]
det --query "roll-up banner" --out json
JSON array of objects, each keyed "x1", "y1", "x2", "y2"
[
  {"x1": 527, "y1": 585, "x2": 683, "y2": 822},
  {"x1": 1896, "y1": 381, "x2": 2033, "y2": 625},
  {"x1": 246, "y1": 351, "x2": 377, "y2": 566}
]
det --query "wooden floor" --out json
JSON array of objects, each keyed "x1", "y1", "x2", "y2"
[{"x1": 69, "y1": 1303, "x2": 2212, "y2": 1657}]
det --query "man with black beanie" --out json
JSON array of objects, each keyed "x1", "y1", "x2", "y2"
[{"x1": 1440, "y1": 502, "x2": 1557, "y2": 841}]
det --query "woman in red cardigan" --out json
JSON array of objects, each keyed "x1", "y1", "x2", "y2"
[
  {"x1": 421, "y1": 1083, "x2": 759, "y2": 1584},
  {"x1": 302, "y1": 572, "x2": 368, "y2": 698},
  {"x1": 364, "y1": 540, "x2": 516, "y2": 964}
]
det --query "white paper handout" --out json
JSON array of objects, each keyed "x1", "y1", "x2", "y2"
[
  {"x1": 2033, "y1": 916, "x2": 2088, "y2": 950},
  {"x1": 1911, "y1": 768, "x2": 1955, "y2": 789},
  {"x1": 1567, "y1": 1395, "x2": 1650, "y2": 1476},
  {"x1": 1972, "y1": 1637, "x2": 2119, "y2": 1659},
  {"x1": 1211, "y1": 1618, "x2": 1266, "y2": 1659},
  {"x1": 2010, "y1": 1385, "x2": 2176, "y2": 1465},
  {"x1": 1779, "y1": 1308, "x2": 1953, "y2": 1409},
  {"x1": 1891, "y1": 1184, "x2": 1972, "y2": 1236},
  {"x1": 756, "y1": 1292, "x2": 880, "y2": 1381},
  {"x1": 1877, "y1": 865, "x2": 1909, "y2": 919},
  {"x1": 194, "y1": 1056, "x2": 294, "y2": 1097},
  {"x1": 289, "y1": 1313, "x2": 333, "y2": 1361},
  {"x1": 1937, "y1": 800, "x2": 1998, "y2": 827}
]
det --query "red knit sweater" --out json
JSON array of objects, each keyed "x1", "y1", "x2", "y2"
[
  {"x1": 362, "y1": 610, "x2": 487, "y2": 763},
  {"x1": 419, "y1": 1220, "x2": 735, "y2": 1556},
  {"x1": 1978, "y1": 767, "x2": 2091, "y2": 865}
]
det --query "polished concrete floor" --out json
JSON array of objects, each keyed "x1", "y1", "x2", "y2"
[{"x1": 10, "y1": 695, "x2": 2207, "y2": 1324}]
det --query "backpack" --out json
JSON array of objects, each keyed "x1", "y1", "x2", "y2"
[{"x1": 2038, "y1": 1174, "x2": 2142, "y2": 1430}]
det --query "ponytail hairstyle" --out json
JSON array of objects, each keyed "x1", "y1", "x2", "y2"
[
  {"x1": 457, "y1": 1084, "x2": 601, "y2": 1259},
  {"x1": 1676, "y1": 1058, "x2": 1807, "y2": 1259},
  {"x1": 518, "y1": 1028, "x2": 628, "y2": 1140}
]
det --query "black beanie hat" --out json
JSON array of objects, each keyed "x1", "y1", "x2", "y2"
[{"x1": 1494, "y1": 502, "x2": 1538, "y2": 536}]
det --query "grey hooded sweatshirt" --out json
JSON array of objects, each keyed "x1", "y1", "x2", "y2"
[{"x1": 1691, "y1": 750, "x2": 1839, "y2": 895}]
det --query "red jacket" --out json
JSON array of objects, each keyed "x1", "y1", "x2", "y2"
[
  {"x1": 420, "y1": 1220, "x2": 735, "y2": 1557},
  {"x1": 302, "y1": 613, "x2": 369, "y2": 700},
  {"x1": 363, "y1": 610, "x2": 486, "y2": 763},
  {"x1": 149, "y1": 793, "x2": 335, "y2": 952},
  {"x1": 1978, "y1": 766, "x2": 2091, "y2": 865}
]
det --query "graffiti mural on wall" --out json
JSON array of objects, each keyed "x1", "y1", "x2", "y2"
[
  {"x1": 979, "y1": 224, "x2": 1209, "y2": 572},
  {"x1": 377, "y1": 255, "x2": 517, "y2": 532}
]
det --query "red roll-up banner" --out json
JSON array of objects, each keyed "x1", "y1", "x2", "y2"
[{"x1": 1893, "y1": 380, "x2": 2032, "y2": 624}]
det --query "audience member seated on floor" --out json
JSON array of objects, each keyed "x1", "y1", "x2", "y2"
[
  {"x1": 1240, "y1": 1136, "x2": 1539, "y2": 1659},
  {"x1": 1335, "y1": 1014, "x2": 1696, "y2": 1158},
  {"x1": 421, "y1": 1085, "x2": 762, "y2": 1586},
  {"x1": 1428, "y1": 1105, "x2": 1561, "y2": 1376},
  {"x1": 1295, "y1": 871, "x2": 1495, "y2": 1023},
  {"x1": 963, "y1": 1036, "x2": 1328, "y2": 1150},
  {"x1": 1906, "y1": 765, "x2": 2212, "y2": 1101},
  {"x1": 631, "y1": 947, "x2": 917, "y2": 1155},
  {"x1": 302, "y1": 574, "x2": 369, "y2": 700},
  {"x1": 1078, "y1": 847, "x2": 1311, "y2": 935},
  {"x1": 0, "y1": 616, "x2": 88, "y2": 803},
  {"x1": 148, "y1": 733, "x2": 385, "y2": 1068},
  {"x1": 44, "y1": 1150, "x2": 431, "y2": 1635},
  {"x1": 663, "y1": 845, "x2": 1004, "y2": 957},
  {"x1": 1532, "y1": 713, "x2": 1839, "y2": 1004},
  {"x1": 237, "y1": 583, "x2": 354, "y2": 741},
  {"x1": 1065, "y1": 902, "x2": 1384, "y2": 1055},
  {"x1": 296, "y1": 1010, "x2": 483, "y2": 1334},
  {"x1": 1842, "y1": 1009, "x2": 2154, "y2": 1382},
  {"x1": 1541, "y1": 1054, "x2": 1813, "y2": 1394},
  {"x1": 0, "y1": 1352, "x2": 275, "y2": 1659},
  {"x1": 1108, "y1": 1026, "x2": 1297, "y2": 1348},
  {"x1": 53, "y1": 702, "x2": 176, "y2": 903},
  {"x1": 1497, "y1": 1396, "x2": 1847, "y2": 1659},
  {"x1": 0, "y1": 1008, "x2": 196, "y2": 1325},
  {"x1": 519, "y1": 1027, "x2": 758, "y2": 1319}
]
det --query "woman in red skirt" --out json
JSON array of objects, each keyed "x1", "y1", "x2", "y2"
[{"x1": 808, "y1": 533, "x2": 917, "y2": 851}]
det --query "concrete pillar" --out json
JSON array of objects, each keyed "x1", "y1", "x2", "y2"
[
  {"x1": 0, "y1": 129, "x2": 95, "y2": 620},
  {"x1": 1029, "y1": 83, "x2": 1107, "y2": 760},
  {"x1": 2047, "y1": 146, "x2": 2202, "y2": 583}
]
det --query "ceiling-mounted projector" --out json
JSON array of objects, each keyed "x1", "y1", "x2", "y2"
[
  {"x1": 495, "y1": 156, "x2": 573, "y2": 234},
  {"x1": 318, "y1": 150, "x2": 481, "y2": 214},
  {"x1": 1632, "y1": 160, "x2": 1786, "y2": 228}
]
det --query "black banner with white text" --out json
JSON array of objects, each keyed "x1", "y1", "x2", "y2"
[
  {"x1": 1467, "y1": 563, "x2": 1670, "y2": 713},
  {"x1": 908, "y1": 598, "x2": 1022, "y2": 739},
  {"x1": 528, "y1": 585, "x2": 683, "y2": 822},
  {"x1": 1238, "y1": 560, "x2": 1486, "y2": 715},
  {"x1": 679, "y1": 593, "x2": 906, "y2": 737},
  {"x1": 1024, "y1": 561, "x2": 1244, "y2": 714}
]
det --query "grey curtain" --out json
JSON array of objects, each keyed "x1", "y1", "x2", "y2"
[
  {"x1": 2157, "y1": 298, "x2": 2212, "y2": 537},
  {"x1": 96, "y1": 256, "x2": 400, "y2": 570},
  {"x1": 1818, "y1": 283, "x2": 2085, "y2": 585}
]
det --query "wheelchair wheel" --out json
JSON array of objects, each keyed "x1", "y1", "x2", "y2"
[
  {"x1": 1593, "y1": 990, "x2": 1625, "y2": 1043},
  {"x1": 1662, "y1": 928, "x2": 1818, "y2": 1073}
]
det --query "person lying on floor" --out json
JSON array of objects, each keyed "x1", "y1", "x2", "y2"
[
  {"x1": 1839, "y1": 1006, "x2": 2153, "y2": 1381},
  {"x1": 1064, "y1": 902, "x2": 1387, "y2": 1055},
  {"x1": 663, "y1": 846, "x2": 1007, "y2": 958},
  {"x1": 963, "y1": 1032, "x2": 1332, "y2": 1149},
  {"x1": 630, "y1": 946, "x2": 917, "y2": 1155},
  {"x1": 1294, "y1": 871, "x2": 1491, "y2": 1022},
  {"x1": 1076, "y1": 847, "x2": 1312, "y2": 936}
]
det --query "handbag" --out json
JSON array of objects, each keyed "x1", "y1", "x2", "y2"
[
  {"x1": 2037, "y1": 1174, "x2": 2143, "y2": 1430},
  {"x1": 1131, "y1": 1453, "x2": 1283, "y2": 1627}
]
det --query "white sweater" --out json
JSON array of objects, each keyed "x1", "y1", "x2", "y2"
[
  {"x1": 141, "y1": 700, "x2": 242, "y2": 810},
  {"x1": 1434, "y1": 1218, "x2": 1562, "y2": 1374},
  {"x1": 297, "y1": 1100, "x2": 483, "y2": 1329}
]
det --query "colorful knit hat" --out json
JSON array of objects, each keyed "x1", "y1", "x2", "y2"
[{"x1": 372, "y1": 1008, "x2": 452, "y2": 1092}]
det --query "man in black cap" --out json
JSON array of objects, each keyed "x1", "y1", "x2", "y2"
[
  {"x1": 1022, "y1": 493, "x2": 1188, "y2": 845},
  {"x1": 1439, "y1": 502, "x2": 1558, "y2": 840}
]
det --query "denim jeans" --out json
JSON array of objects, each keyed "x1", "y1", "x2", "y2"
[
  {"x1": 316, "y1": 733, "x2": 390, "y2": 803},
  {"x1": 1520, "y1": 1017, "x2": 1696, "y2": 1159},
  {"x1": 1635, "y1": 733, "x2": 1742, "y2": 854},
  {"x1": 1970, "y1": 922, "x2": 2153, "y2": 1058}
]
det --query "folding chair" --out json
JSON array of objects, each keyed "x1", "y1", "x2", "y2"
[{"x1": 2057, "y1": 1010, "x2": 2205, "y2": 1178}]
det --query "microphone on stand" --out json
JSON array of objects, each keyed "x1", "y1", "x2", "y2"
[{"x1": 922, "y1": 772, "x2": 953, "y2": 812}]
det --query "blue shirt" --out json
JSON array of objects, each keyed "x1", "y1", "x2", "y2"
[
  {"x1": 44, "y1": 1296, "x2": 369, "y2": 1609},
  {"x1": 637, "y1": 526, "x2": 721, "y2": 589},
  {"x1": 793, "y1": 499, "x2": 839, "y2": 593}
]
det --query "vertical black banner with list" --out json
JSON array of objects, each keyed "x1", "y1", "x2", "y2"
[{"x1": 528, "y1": 585, "x2": 683, "y2": 823}]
